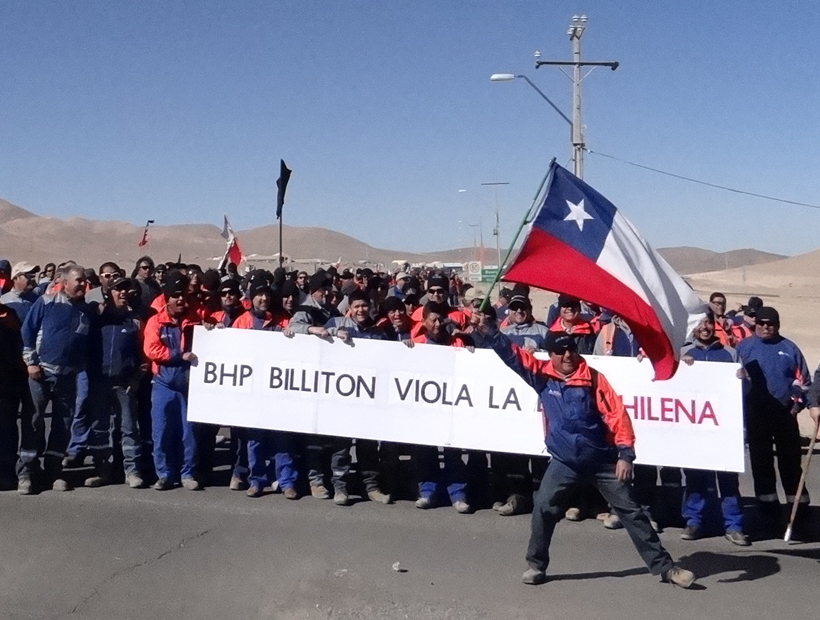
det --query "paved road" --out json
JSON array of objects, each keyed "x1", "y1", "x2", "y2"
[{"x1": 1, "y1": 458, "x2": 818, "y2": 620}]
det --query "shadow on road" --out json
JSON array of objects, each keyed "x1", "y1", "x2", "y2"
[
  {"x1": 548, "y1": 566, "x2": 649, "y2": 582},
  {"x1": 765, "y1": 547, "x2": 820, "y2": 562},
  {"x1": 677, "y1": 551, "x2": 780, "y2": 583}
]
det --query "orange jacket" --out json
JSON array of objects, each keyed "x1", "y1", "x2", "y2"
[
  {"x1": 232, "y1": 310, "x2": 289, "y2": 331},
  {"x1": 142, "y1": 306, "x2": 202, "y2": 387}
]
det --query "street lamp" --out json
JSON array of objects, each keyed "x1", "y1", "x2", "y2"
[{"x1": 492, "y1": 15, "x2": 618, "y2": 179}]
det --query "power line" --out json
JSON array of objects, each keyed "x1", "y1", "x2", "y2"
[{"x1": 587, "y1": 149, "x2": 820, "y2": 211}]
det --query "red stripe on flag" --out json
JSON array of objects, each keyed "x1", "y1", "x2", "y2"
[{"x1": 504, "y1": 227, "x2": 677, "y2": 380}]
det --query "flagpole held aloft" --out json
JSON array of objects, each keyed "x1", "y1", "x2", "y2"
[
  {"x1": 276, "y1": 160, "x2": 292, "y2": 268},
  {"x1": 479, "y1": 159, "x2": 555, "y2": 312}
]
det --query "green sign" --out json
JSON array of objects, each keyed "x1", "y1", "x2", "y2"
[{"x1": 481, "y1": 267, "x2": 499, "y2": 283}]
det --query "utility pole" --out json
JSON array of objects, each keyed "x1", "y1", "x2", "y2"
[
  {"x1": 481, "y1": 181, "x2": 509, "y2": 269},
  {"x1": 534, "y1": 15, "x2": 619, "y2": 179}
]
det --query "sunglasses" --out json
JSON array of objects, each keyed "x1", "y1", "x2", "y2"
[
  {"x1": 100, "y1": 273, "x2": 115, "y2": 278},
  {"x1": 428, "y1": 288, "x2": 446, "y2": 295},
  {"x1": 757, "y1": 320, "x2": 775, "y2": 327},
  {"x1": 139, "y1": 265, "x2": 151, "y2": 271},
  {"x1": 220, "y1": 290, "x2": 238, "y2": 297}
]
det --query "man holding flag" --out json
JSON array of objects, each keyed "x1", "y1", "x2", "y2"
[{"x1": 478, "y1": 162, "x2": 702, "y2": 587}]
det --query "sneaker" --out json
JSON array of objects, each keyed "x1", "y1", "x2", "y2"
[
  {"x1": 497, "y1": 494, "x2": 530, "y2": 516},
  {"x1": 415, "y1": 495, "x2": 433, "y2": 509},
  {"x1": 283, "y1": 487, "x2": 299, "y2": 500},
  {"x1": 522, "y1": 568, "x2": 547, "y2": 585},
  {"x1": 367, "y1": 489, "x2": 392, "y2": 504},
  {"x1": 247, "y1": 485, "x2": 263, "y2": 498},
  {"x1": 334, "y1": 489, "x2": 350, "y2": 506},
  {"x1": 310, "y1": 484, "x2": 330, "y2": 500},
  {"x1": 725, "y1": 529, "x2": 750, "y2": 546},
  {"x1": 17, "y1": 478, "x2": 33, "y2": 495},
  {"x1": 52, "y1": 478, "x2": 71, "y2": 492},
  {"x1": 492, "y1": 501, "x2": 504, "y2": 511},
  {"x1": 603, "y1": 514, "x2": 624, "y2": 530},
  {"x1": 84, "y1": 475, "x2": 106, "y2": 488},
  {"x1": 680, "y1": 525, "x2": 702, "y2": 541},
  {"x1": 662, "y1": 566, "x2": 696, "y2": 589},
  {"x1": 85, "y1": 463, "x2": 113, "y2": 488},
  {"x1": 154, "y1": 478, "x2": 173, "y2": 491},
  {"x1": 181, "y1": 477, "x2": 202, "y2": 491},
  {"x1": 453, "y1": 500, "x2": 471, "y2": 514},
  {"x1": 229, "y1": 476, "x2": 248, "y2": 491},
  {"x1": 565, "y1": 507, "x2": 583, "y2": 521},
  {"x1": 125, "y1": 473, "x2": 145, "y2": 489}
]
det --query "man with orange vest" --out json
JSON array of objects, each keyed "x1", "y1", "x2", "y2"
[
  {"x1": 548, "y1": 295, "x2": 598, "y2": 354},
  {"x1": 407, "y1": 301, "x2": 471, "y2": 513},
  {"x1": 481, "y1": 326, "x2": 696, "y2": 589},
  {"x1": 410, "y1": 274, "x2": 469, "y2": 336},
  {"x1": 233, "y1": 278, "x2": 297, "y2": 499},
  {"x1": 142, "y1": 271, "x2": 202, "y2": 491}
]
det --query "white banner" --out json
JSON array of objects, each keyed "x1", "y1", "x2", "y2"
[{"x1": 188, "y1": 327, "x2": 745, "y2": 472}]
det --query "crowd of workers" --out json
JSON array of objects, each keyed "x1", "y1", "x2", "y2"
[{"x1": 0, "y1": 255, "x2": 815, "y2": 582}]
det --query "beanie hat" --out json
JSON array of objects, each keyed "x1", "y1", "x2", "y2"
[{"x1": 309, "y1": 272, "x2": 332, "y2": 293}]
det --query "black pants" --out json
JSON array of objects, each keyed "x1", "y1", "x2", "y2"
[
  {"x1": 747, "y1": 404, "x2": 809, "y2": 505},
  {"x1": 0, "y1": 392, "x2": 21, "y2": 481},
  {"x1": 527, "y1": 459, "x2": 674, "y2": 575}
]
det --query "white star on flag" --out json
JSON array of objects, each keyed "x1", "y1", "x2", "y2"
[{"x1": 563, "y1": 199, "x2": 594, "y2": 231}]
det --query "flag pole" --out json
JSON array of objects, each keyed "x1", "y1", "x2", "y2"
[
  {"x1": 278, "y1": 214, "x2": 284, "y2": 268},
  {"x1": 480, "y1": 159, "x2": 556, "y2": 312}
]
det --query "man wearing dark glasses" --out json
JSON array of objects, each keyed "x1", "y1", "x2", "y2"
[{"x1": 736, "y1": 306, "x2": 811, "y2": 535}]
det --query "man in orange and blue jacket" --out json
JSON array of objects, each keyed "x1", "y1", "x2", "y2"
[
  {"x1": 142, "y1": 271, "x2": 202, "y2": 491},
  {"x1": 481, "y1": 325, "x2": 695, "y2": 588}
]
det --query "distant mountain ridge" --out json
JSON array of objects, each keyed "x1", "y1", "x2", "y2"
[{"x1": 0, "y1": 197, "x2": 787, "y2": 275}]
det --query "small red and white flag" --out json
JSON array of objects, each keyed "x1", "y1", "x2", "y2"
[
  {"x1": 138, "y1": 219, "x2": 155, "y2": 247},
  {"x1": 220, "y1": 215, "x2": 244, "y2": 267}
]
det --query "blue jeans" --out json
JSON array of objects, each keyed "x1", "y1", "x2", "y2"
[
  {"x1": 527, "y1": 458, "x2": 674, "y2": 575},
  {"x1": 230, "y1": 427, "x2": 249, "y2": 481},
  {"x1": 414, "y1": 445, "x2": 467, "y2": 503},
  {"x1": 88, "y1": 378, "x2": 142, "y2": 475},
  {"x1": 67, "y1": 370, "x2": 90, "y2": 458},
  {"x1": 248, "y1": 430, "x2": 297, "y2": 490},
  {"x1": 682, "y1": 469, "x2": 744, "y2": 532},
  {"x1": 24, "y1": 372, "x2": 78, "y2": 479},
  {"x1": 150, "y1": 382, "x2": 197, "y2": 482}
]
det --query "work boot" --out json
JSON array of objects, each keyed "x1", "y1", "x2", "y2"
[
  {"x1": 565, "y1": 507, "x2": 583, "y2": 521},
  {"x1": 283, "y1": 487, "x2": 299, "y2": 500},
  {"x1": 52, "y1": 478, "x2": 71, "y2": 492},
  {"x1": 62, "y1": 454, "x2": 85, "y2": 469},
  {"x1": 492, "y1": 501, "x2": 504, "y2": 511},
  {"x1": 497, "y1": 494, "x2": 531, "y2": 516},
  {"x1": 310, "y1": 484, "x2": 330, "y2": 500},
  {"x1": 181, "y1": 477, "x2": 202, "y2": 491},
  {"x1": 85, "y1": 462, "x2": 113, "y2": 488},
  {"x1": 415, "y1": 495, "x2": 433, "y2": 510},
  {"x1": 603, "y1": 514, "x2": 624, "y2": 530},
  {"x1": 229, "y1": 475, "x2": 248, "y2": 491},
  {"x1": 367, "y1": 489, "x2": 392, "y2": 504},
  {"x1": 247, "y1": 484, "x2": 263, "y2": 498},
  {"x1": 153, "y1": 477, "x2": 173, "y2": 491},
  {"x1": 662, "y1": 566, "x2": 696, "y2": 589},
  {"x1": 452, "y1": 500, "x2": 471, "y2": 514},
  {"x1": 125, "y1": 472, "x2": 145, "y2": 489},
  {"x1": 522, "y1": 568, "x2": 547, "y2": 585},
  {"x1": 725, "y1": 530, "x2": 750, "y2": 546},
  {"x1": 680, "y1": 525, "x2": 703, "y2": 541},
  {"x1": 334, "y1": 489, "x2": 350, "y2": 506},
  {"x1": 17, "y1": 477, "x2": 33, "y2": 496}
]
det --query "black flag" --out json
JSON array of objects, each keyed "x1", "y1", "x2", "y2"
[{"x1": 276, "y1": 159, "x2": 292, "y2": 220}]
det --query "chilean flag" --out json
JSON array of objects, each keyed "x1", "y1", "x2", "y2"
[
  {"x1": 504, "y1": 162, "x2": 705, "y2": 380},
  {"x1": 220, "y1": 215, "x2": 244, "y2": 267}
]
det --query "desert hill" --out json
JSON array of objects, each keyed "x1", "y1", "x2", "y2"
[{"x1": 0, "y1": 197, "x2": 789, "y2": 276}]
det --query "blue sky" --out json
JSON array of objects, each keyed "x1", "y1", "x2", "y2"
[{"x1": 2, "y1": 1, "x2": 819, "y2": 256}]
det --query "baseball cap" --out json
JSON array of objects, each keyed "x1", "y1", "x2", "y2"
[
  {"x1": 463, "y1": 287, "x2": 485, "y2": 303},
  {"x1": 544, "y1": 331, "x2": 578, "y2": 354},
  {"x1": 744, "y1": 296, "x2": 764, "y2": 317},
  {"x1": 109, "y1": 275, "x2": 132, "y2": 290},
  {"x1": 557, "y1": 294, "x2": 582, "y2": 308},
  {"x1": 11, "y1": 262, "x2": 39, "y2": 279},
  {"x1": 755, "y1": 306, "x2": 779, "y2": 326}
]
